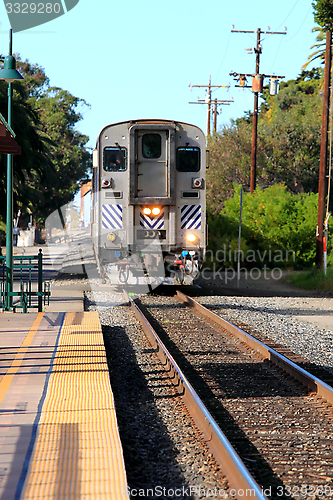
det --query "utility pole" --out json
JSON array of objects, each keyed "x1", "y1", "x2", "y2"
[
  {"x1": 251, "y1": 28, "x2": 261, "y2": 194},
  {"x1": 214, "y1": 98, "x2": 218, "y2": 132},
  {"x1": 231, "y1": 28, "x2": 286, "y2": 193},
  {"x1": 189, "y1": 76, "x2": 230, "y2": 136},
  {"x1": 212, "y1": 98, "x2": 235, "y2": 132},
  {"x1": 316, "y1": 30, "x2": 332, "y2": 269},
  {"x1": 190, "y1": 97, "x2": 234, "y2": 133}
]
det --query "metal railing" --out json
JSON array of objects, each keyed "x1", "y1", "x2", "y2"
[{"x1": 0, "y1": 249, "x2": 50, "y2": 313}]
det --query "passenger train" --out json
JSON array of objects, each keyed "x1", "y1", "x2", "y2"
[{"x1": 91, "y1": 119, "x2": 206, "y2": 285}]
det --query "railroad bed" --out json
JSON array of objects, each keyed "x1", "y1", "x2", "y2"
[
  {"x1": 85, "y1": 289, "x2": 232, "y2": 500},
  {"x1": 134, "y1": 293, "x2": 333, "y2": 499}
]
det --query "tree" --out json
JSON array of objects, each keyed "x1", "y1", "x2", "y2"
[
  {"x1": 0, "y1": 57, "x2": 91, "y2": 228},
  {"x1": 0, "y1": 75, "x2": 52, "y2": 224},
  {"x1": 29, "y1": 85, "x2": 91, "y2": 222},
  {"x1": 259, "y1": 69, "x2": 322, "y2": 194},
  {"x1": 206, "y1": 184, "x2": 330, "y2": 269},
  {"x1": 302, "y1": 27, "x2": 326, "y2": 70},
  {"x1": 206, "y1": 123, "x2": 253, "y2": 213},
  {"x1": 206, "y1": 69, "x2": 323, "y2": 214},
  {"x1": 312, "y1": 0, "x2": 333, "y2": 28}
]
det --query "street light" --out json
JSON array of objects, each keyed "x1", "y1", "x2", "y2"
[{"x1": 0, "y1": 29, "x2": 24, "y2": 310}]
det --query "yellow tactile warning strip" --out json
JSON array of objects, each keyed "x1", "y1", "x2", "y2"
[
  {"x1": 21, "y1": 312, "x2": 129, "y2": 500},
  {"x1": 0, "y1": 312, "x2": 44, "y2": 403}
]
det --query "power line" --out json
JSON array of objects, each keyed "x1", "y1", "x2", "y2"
[
  {"x1": 277, "y1": 0, "x2": 300, "y2": 30},
  {"x1": 286, "y1": 5, "x2": 312, "y2": 42},
  {"x1": 215, "y1": 31, "x2": 232, "y2": 82}
]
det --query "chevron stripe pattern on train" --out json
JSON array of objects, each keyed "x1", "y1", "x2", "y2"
[
  {"x1": 181, "y1": 205, "x2": 201, "y2": 229},
  {"x1": 140, "y1": 212, "x2": 165, "y2": 229},
  {"x1": 102, "y1": 204, "x2": 123, "y2": 229}
]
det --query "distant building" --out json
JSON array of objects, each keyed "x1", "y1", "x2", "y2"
[{"x1": 81, "y1": 180, "x2": 92, "y2": 227}]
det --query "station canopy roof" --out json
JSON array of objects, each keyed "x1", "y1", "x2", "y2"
[{"x1": 0, "y1": 113, "x2": 21, "y2": 155}]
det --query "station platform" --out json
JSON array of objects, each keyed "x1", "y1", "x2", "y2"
[{"x1": 0, "y1": 311, "x2": 129, "y2": 500}]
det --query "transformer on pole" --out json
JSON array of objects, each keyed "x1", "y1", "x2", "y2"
[{"x1": 230, "y1": 27, "x2": 286, "y2": 193}]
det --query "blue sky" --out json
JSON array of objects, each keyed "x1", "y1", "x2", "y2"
[{"x1": 0, "y1": 0, "x2": 319, "y2": 149}]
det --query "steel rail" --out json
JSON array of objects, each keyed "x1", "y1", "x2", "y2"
[
  {"x1": 125, "y1": 292, "x2": 268, "y2": 500},
  {"x1": 176, "y1": 291, "x2": 333, "y2": 405}
]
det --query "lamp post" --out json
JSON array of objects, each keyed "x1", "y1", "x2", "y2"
[{"x1": 0, "y1": 29, "x2": 24, "y2": 310}]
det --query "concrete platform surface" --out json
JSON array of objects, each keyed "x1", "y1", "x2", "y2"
[{"x1": 0, "y1": 312, "x2": 129, "y2": 500}]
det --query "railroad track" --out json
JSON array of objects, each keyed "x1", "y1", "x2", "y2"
[
  {"x1": 195, "y1": 295, "x2": 333, "y2": 390},
  {"x1": 129, "y1": 291, "x2": 333, "y2": 500}
]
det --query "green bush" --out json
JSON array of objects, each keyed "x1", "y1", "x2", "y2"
[
  {"x1": 206, "y1": 184, "x2": 332, "y2": 269},
  {"x1": 289, "y1": 268, "x2": 333, "y2": 293}
]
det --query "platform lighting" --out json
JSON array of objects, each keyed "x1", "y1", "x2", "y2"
[{"x1": 0, "y1": 29, "x2": 24, "y2": 310}]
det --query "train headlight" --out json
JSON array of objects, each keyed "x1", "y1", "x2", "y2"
[
  {"x1": 186, "y1": 233, "x2": 197, "y2": 243},
  {"x1": 107, "y1": 232, "x2": 117, "y2": 242},
  {"x1": 142, "y1": 207, "x2": 161, "y2": 217},
  {"x1": 152, "y1": 207, "x2": 161, "y2": 216}
]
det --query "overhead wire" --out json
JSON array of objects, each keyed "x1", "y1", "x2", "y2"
[
  {"x1": 284, "y1": 5, "x2": 314, "y2": 51},
  {"x1": 258, "y1": 2, "x2": 318, "y2": 138},
  {"x1": 269, "y1": 36, "x2": 284, "y2": 74},
  {"x1": 287, "y1": 6, "x2": 313, "y2": 41},
  {"x1": 214, "y1": 0, "x2": 315, "y2": 136},
  {"x1": 214, "y1": 31, "x2": 232, "y2": 82},
  {"x1": 277, "y1": 0, "x2": 300, "y2": 30}
]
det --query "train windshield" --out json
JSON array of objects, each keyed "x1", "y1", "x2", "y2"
[
  {"x1": 176, "y1": 147, "x2": 200, "y2": 172},
  {"x1": 103, "y1": 147, "x2": 127, "y2": 171},
  {"x1": 142, "y1": 134, "x2": 162, "y2": 159}
]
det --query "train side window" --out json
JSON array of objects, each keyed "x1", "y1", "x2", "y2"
[
  {"x1": 142, "y1": 134, "x2": 161, "y2": 159},
  {"x1": 176, "y1": 147, "x2": 200, "y2": 172},
  {"x1": 103, "y1": 147, "x2": 127, "y2": 171}
]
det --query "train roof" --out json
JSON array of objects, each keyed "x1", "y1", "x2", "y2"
[{"x1": 96, "y1": 119, "x2": 205, "y2": 148}]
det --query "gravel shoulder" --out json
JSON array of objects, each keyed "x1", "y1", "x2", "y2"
[
  {"x1": 195, "y1": 270, "x2": 333, "y2": 334},
  {"x1": 192, "y1": 270, "x2": 333, "y2": 374}
]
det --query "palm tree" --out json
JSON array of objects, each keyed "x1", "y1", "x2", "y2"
[{"x1": 302, "y1": 26, "x2": 327, "y2": 71}]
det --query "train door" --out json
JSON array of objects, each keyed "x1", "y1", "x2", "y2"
[{"x1": 136, "y1": 130, "x2": 169, "y2": 198}]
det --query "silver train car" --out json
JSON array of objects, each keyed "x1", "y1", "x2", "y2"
[{"x1": 91, "y1": 119, "x2": 206, "y2": 285}]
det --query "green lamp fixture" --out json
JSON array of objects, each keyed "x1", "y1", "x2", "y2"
[
  {"x1": 0, "y1": 55, "x2": 24, "y2": 82},
  {"x1": 0, "y1": 30, "x2": 24, "y2": 82}
]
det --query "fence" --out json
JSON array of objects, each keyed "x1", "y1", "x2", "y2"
[{"x1": 0, "y1": 249, "x2": 50, "y2": 313}]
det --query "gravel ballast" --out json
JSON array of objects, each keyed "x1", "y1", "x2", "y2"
[
  {"x1": 197, "y1": 294, "x2": 333, "y2": 372},
  {"x1": 85, "y1": 289, "x2": 230, "y2": 500},
  {"x1": 51, "y1": 243, "x2": 333, "y2": 499}
]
